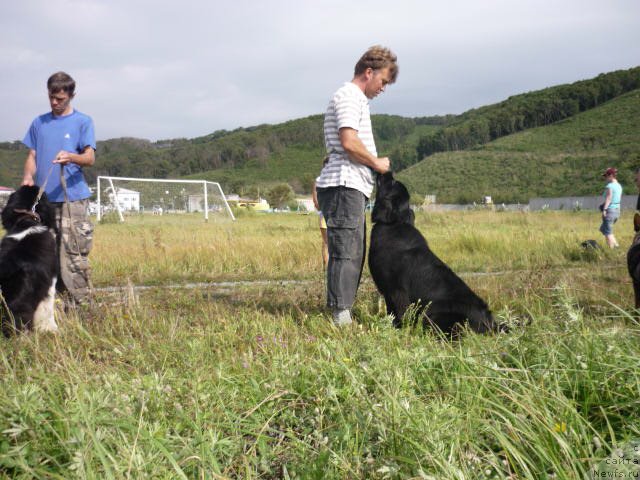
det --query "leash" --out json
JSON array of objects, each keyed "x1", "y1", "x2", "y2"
[{"x1": 30, "y1": 163, "x2": 56, "y2": 214}]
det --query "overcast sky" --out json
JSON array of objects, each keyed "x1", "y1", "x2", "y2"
[{"x1": 1, "y1": 0, "x2": 639, "y2": 142}]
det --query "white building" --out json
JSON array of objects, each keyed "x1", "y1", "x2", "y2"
[
  {"x1": 107, "y1": 187, "x2": 140, "y2": 211},
  {"x1": 188, "y1": 194, "x2": 204, "y2": 212}
]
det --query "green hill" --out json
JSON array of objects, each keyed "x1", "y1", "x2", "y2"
[
  {"x1": 0, "y1": 141, "x2": 27, "y2": 188},
  {"x1": 415, "y1": 66, "x2": 640, "y2": 157},
  {"x1": 398, "y1": 89, "x2": 640, "y2": 203}
]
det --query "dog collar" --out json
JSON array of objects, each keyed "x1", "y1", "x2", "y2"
[{"x1": 13, "y1": 208, "x2": 41, "y2": 223}]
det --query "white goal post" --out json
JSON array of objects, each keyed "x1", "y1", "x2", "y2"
[{"x1": 96, "y1": 176, "x2": 235, "y2": 222}]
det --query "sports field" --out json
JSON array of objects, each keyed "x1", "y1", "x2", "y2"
[{"x1": 1, "y1": 210, "x2": 639, "y2": 479}]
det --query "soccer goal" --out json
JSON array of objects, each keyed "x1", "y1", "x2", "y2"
[{"x1": 96, "y1": 176, "x2": 235, "y2": 222}]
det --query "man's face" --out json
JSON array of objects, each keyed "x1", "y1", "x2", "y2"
[
  {"x1": 364, "y1": 67, "x2": 392, "y2": 99},
  {"x1": 49, "y1": 90, "x2": 73, "y2": 116}
]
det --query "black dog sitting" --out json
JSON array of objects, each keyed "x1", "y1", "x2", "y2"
[
  {"x1": 0, "y1": 185, "x2": 58, "y2": 336},
  {"x1": 627, "y1": 212, "x2": 640, "y2": 309},
  {"x1": 369, "y1": 172, "x2": 497, "y2": 335}
]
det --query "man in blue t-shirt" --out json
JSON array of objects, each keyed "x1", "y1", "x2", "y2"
[{"x1": 22, "y1": 71, "x2": 96, "y2": 305}]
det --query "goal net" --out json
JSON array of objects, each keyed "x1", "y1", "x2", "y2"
[{"x1": 96, "y1": 176, "x2": 235, "y2": 222}]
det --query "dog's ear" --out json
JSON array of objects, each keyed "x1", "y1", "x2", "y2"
[
  {"x1": 372, "y1": 197, "x2": 395, "y2": 223},
  {"x1": 403, "y1": 208, "x2": 415, "y2": 225},
  {"x1": 376, "y1": 171, "x2": 394, "y2": 190},
  {"x1": 393, "y1": 182, "x2": 414, "y2": 224},
  {"x1": 634, "y1": 212, "x2": 640, "y2": 233},
  {"x1": 373, "y1": 172, "x2": 395, "y2": 223}
]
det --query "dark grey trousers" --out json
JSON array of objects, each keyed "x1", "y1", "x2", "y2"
[{"x1": 316, "y1": 186, "x2": 367, "y2": 310}]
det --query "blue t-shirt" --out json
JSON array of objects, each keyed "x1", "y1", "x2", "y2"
[
  {"x1": 23, "y1": 110, "x2": 96, "y2": 202},
  {"x1": 603, "y1": 181, "x2": 622, "y2": 209}
]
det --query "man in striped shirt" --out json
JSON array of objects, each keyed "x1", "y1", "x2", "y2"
[{"x1": 315, "y1": 46, "x2": 398, "y2": 326}]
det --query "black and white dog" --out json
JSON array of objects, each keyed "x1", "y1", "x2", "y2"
[
  {"x1": 369, "y1": 172, "x2": 497, "y2": 335},
  {"x1": 0, "y1": 185, "x2": 58, "y2": 336}
]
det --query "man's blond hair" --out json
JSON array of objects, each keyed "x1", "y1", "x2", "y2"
[{"x1": 354, "y1": 46, "x2": 398, "y2": 83}]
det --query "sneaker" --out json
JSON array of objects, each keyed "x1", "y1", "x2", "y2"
[{"x1": 332, "y1": 308, "x2": 353, "y2": 327}]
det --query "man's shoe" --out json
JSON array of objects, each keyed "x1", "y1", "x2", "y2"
[{"x1": 332, "y1": 308, "x2": 352, "y2": 327}]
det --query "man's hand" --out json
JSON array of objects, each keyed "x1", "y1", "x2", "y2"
[
  {"x1": 374, "y1": 157, "x2": 391, "y2": 174},
  {"x1": 21, "y1": 174, "x2": 34, "y2": 186},
  {"x1": 53, "y1": 150, "x2": 73, "y2": 165}
]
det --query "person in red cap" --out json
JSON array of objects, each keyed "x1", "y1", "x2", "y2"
[{"x1": 599, "y1": 167, "x2": 622, "y2": 248}]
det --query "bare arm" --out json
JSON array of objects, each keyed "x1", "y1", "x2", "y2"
[
  {"x1": 312, "y1": 181, "x2": 319, "y2": 210},
  {"x1": 602, "y1": 188, "x2": 612, "y2": 215},
  {"x1": 53, "y1": 146, "x2": 95, "y2": 167},
  {"x1": 22, "y1": 149, "x2": 37, "y2": 186},
  {"x1": 339, "y1": 128, "x2": 390, "y2": 174}
]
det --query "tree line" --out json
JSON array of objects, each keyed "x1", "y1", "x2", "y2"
[
  {"x1": 416, "y1": 67, "x2": 640, "y2": 158},
  {"x1": 87, "y1": 114, "x2": 446, "y2": 191}
]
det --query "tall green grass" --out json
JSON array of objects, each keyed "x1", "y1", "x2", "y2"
[
  {"x1": 1, "y1": 212, "x2": 639, "y2": 478},
  {"x1": 91, "y1": 210, "x2": 630, "y2": 287}
]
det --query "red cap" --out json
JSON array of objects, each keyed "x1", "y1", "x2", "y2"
[{"x1": 602, "y1": 167, "x2": 617, "y2": 177}]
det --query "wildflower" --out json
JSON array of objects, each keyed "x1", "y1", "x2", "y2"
[{"x1": 554, "y1": 422, "x2": 567, "y2": 433}]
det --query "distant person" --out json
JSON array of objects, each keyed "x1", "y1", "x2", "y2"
[
  {"x1": 312, "y1": 156, "x2": 331, "y2": 269},
  {"x1": 315, "y1": 45, "x2": 397, "y2": 326},
  {"x1": 22, "y1": 71, "x2": 96, "y2": 306},
  {"x1": 599, "y1": 167, "x2": 622, "y2": 248}
]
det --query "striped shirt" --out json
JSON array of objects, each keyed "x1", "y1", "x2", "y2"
[{"x1": 316, "y1": 82, "x2": 377, "y2": 198}]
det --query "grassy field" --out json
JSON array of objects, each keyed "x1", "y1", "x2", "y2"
[{"x1": 2, "y1": 211, "x2": 640, "y2": 479}]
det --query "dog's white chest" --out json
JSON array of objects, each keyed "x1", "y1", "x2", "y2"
[
  {"x1": 33, "y1": 278, "x2": 58, "y2": 333},
  {"x1": 6, "y1": 225, "x2": 49, "y2": 241}
]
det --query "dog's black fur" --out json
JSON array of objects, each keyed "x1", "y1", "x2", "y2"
[
  {"x1": 627, "y1": 212, "x2": 640, "y2": 309},
  {"x1": 0, "y1": 185, "x2": 58, "y2": 336},
  {"x1": 369, "y1": 172, "x2": 497, "y2": 335}
]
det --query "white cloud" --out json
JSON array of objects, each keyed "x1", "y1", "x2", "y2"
[{"x1": 1, "y1": 0, "x2": 638, "y2": 141}]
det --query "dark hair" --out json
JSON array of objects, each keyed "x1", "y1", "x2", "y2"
[
  {"x1": 47, "y1": 71, "x2": 76, "y2": 96},
  {"x1": 354, "y1": 45, "x2": 398, "y2": 84}
]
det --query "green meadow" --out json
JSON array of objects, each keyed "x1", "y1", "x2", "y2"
[{"x1": 1, "y1": 211, "x2": 640, "y2": 479}]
